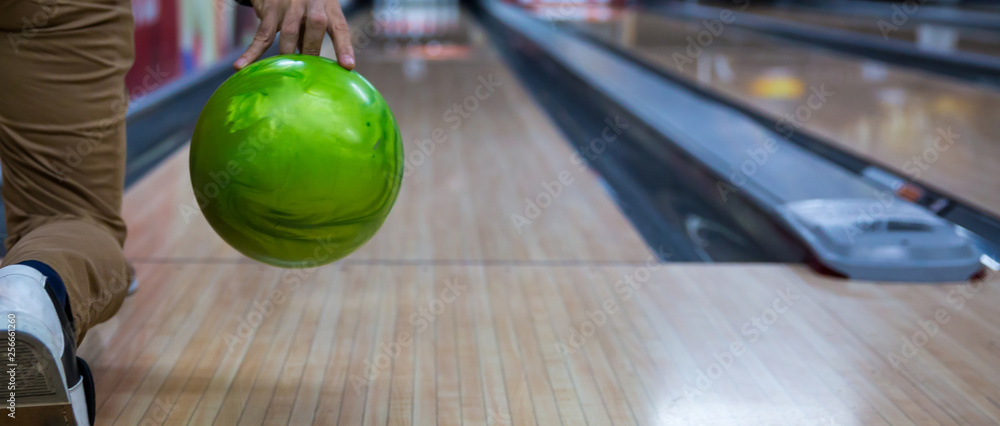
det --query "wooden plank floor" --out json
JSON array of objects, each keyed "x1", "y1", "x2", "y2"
[{"x1": 77, "y1": 11, "x2": 1000, "y2": 425}]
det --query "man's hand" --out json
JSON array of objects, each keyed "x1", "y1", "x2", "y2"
[{"x1": 235, "y1": 0, "x2": 355, "y2": 70}]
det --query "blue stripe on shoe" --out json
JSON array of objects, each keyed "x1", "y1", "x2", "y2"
[{"x1": 18, "y1": 260, "x2": 74, "y2": 331}]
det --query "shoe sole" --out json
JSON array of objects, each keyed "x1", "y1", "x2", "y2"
[{"x1": 6, "y1": 332, "x2": 82, "y2": 426}]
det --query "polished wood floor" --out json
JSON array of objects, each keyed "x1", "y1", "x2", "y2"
[
  {"x1": 77, "y1": 13, "x2": 1000, "y2": 426},
  {"x1": 743, "y1": 6, "x2": 1000, "y2": 58}
]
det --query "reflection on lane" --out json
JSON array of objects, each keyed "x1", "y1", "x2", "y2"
[
  {"x1": 333, "y1": 4, "x2": 666, "y2": 263},
  {"x1": 743, "y1": 6, "x2": 1000, "y2": 59},
  {"x1": 550, "y1": 10, "x2": 1000, "y2": 218},
  {"x1": 345, "y1": 0, "x2": 494, "y2": 83},
  {"x1": 351, "y1": 0, "x2": 492, "y2": 64},
  {"x1": 342, "y1": 2, "x2": 792, "y2": 261}
]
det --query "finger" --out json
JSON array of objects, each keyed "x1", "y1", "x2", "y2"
[
  {"x1": 299, "y1": 23, "x2": 306, "y2": 52},
  {"x1": 326, "y1": 2, "x2": 354, "y2": 69},
  {"x1": 235, "y1": 1, "x2": 282, "y2": 69},
  {"x1": 279, "y1": 0, "x2": 306, "y2": 55},
  {"x1": 300, "y1": 0, "x2": 327, "y2": 56}
]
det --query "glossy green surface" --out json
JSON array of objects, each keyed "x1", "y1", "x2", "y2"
[{"x1": 190, "y1": 55, "x2": 403, "y2": 268}]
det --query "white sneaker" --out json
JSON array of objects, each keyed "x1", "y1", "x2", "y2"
[
  {"x1": 127, "y1": 263, "x2": 138, "y2": 296},
  {"x1": 0, "y1": 264, "x2": 94, "y2": 426}
]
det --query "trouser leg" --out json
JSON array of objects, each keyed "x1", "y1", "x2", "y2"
[{"x1": 0, "y1": 0, "x2": 135, "y2": 344}]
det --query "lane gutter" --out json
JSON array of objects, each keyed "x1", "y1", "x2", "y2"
[{"x1": 561, "y1": 8, "x2": 1000, "y2": 260}]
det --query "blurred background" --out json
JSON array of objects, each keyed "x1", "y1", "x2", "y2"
[
  {"x1": 127, "y1": 0, "x2": 259, "y2": 95},
  {"x1": 116, "y1": 0, "x2": 1000, "y2": 278}
]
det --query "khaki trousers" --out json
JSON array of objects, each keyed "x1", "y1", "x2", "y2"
[{"x1": 0, "y1": 0, "x2": 135, "y2": 343}]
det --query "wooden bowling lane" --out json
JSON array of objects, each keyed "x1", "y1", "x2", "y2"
[
  {"x1": 740, "y1": 6, "x2": 1000, "y2": 59},
  {"x1": 77, "y1": 8, "x2": 1000, "y2": 426},
  {"x1": 568, "y1": 11, "x2": 1000, "y2": 220}
]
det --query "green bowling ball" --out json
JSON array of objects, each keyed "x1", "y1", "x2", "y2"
[{"x1": 190, "y1": 55, "x2": 403, "y2": 268}]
